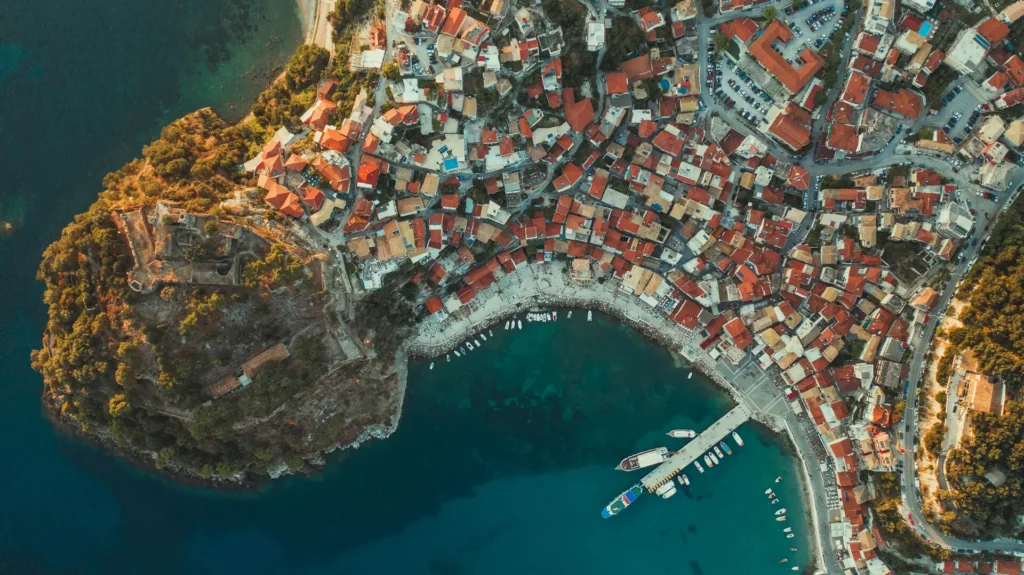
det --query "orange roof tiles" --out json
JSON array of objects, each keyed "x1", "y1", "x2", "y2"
[
  {"x1": 605, "y1": 72, "x2": 629, "y2": 94},
  {"x1": 978, "y1": 17, "x2": 1010, "y2": 44},
  {"x1": 827, "y1": 123, "x2": 860, "y2": 152},
  {"x1": 872, "y1": 89, "x2": 924, "y2": 119},
  {"x1": 769, "y1": 113, "x2": 812, "y2": 150},
  {"x1": 841, "y1": 71, "x2": 871, "y2": 106},
  {"x1": 748, "y1": 21, "x2": 825, "y2": 94}
]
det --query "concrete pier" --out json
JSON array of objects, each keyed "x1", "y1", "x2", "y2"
[{"x1": 641, "y1": 404, "x2": 752, "y2": 492}]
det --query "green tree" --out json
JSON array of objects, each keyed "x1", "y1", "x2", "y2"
[
  {"x1": 763, "y1": 6, "x2": 777, "y2": 21},
  {"x1": 108, "y1": 393, "x2": 130, "y2": 417},
  {"x1": 713, "y1": 33, "x2": 730, "y2": 52},
  {"x1": 382, "y1": 60, "x2": 401, "y2": 83},
  {"x1": 285, "y1": 44, "x2": 330, "y2": 91}
]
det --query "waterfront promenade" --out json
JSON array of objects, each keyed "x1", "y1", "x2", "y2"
[{"x1": 640, "y1": 405, "x2": 751, "y2": 492}]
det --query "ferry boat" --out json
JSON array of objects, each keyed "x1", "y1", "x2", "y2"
[
  {"x1": 587, "y1": 310, "x2": 593, "y2": 321},
  {"x1": 720, "y1": 441, "x2": 732, "y2": 455},
  {"x1": 776, "y1": 516, "x2": 787, "y2": 522},
  {"x1": 783, "y1": 527, "x2": 792, "y2": 533},
  {"x1": 616, "y1": 447, "x2": 670, "y2": 471},
  {"x1": 703, "y1": 454, "x2": 713, "y2": 467},
  {"x1": 655, "y1": 483, "x2": 677, "y2": 499},
  {"x1": 694, "y1": 461, "x2": 704, "y2": 473},
  {"x1": 775, "y1": 508, "x2": 787, "y2": 516},
  {"x1": 602, "y1": 484, "x2": 644, "y2": 518},
  {"x1": 732, "y1": 431, "x2": 744, "y2": 447},
  {"x1": 709, "y1": 453, "x2": 719, "y2": 465},
  {"x1": 667, "y1": 429, "x2": 696, "y2": 439},
  {"x1": 713, "y1": 446, "x2": 724, "y2": 459},
  {"x1": 430, "y1": 362, "x2": 434, "y2": 370}
]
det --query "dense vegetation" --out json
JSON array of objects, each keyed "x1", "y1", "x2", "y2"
[
  {"x1": 871, "y1": 472, "x2": 946, "y2": 564},
  {"x1": 945, "y1": 402, "x2": 1024, "y2": 537}
]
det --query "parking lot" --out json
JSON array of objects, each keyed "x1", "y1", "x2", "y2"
[
  {"x1": 928, "y1": 83, "x2": 984, "y2": 141},
  {"x1": 780, "y1": 0, "x2": 847, "y2": 53}
]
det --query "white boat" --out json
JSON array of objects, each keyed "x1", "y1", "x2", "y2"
[
  {"x1": 703, "y1": 455, "x2": 713, "y2": 467},
  {"x1": 616, "y1": 447, "x2": 671, "y2": 471},
  {"x1": 505, "y1": 320, "x2": 509, "y2": 330},
  {"x1": 732, "y1": 431, "x2": 744, "y2": 447},
  {"x1": 567, "y1": 311, "x2": 572, "y2": 318},
  {"x1": 783, "y1": 527, "x2": 792, "y2": 533},
  {"x1": 765, "y1": 488, "x2": 773, "y2": 495},
  {"x1": 687, "y1": 372, "x2": 693, "y2": 379},
  {"x1": 518, "y1": 320, "x2": 522, "y2": 330},
  {"x1": 466, "y1": 342, "x2": 474, "y2": 351},
  {"x1": 713, "y1": 446, "x2": 724, "y2": 459},
  {"x1": 776, "y1": 516, "x2": 787, "y2": 522},
  {"x1": 430, "y1": 362, "x2": 434, "y2": 370},
  {"x1": 682, "y1": 474, "x2": 690, "y2": 485},
  {"x1": 775, "y1": 508, "x2": 787, "y2": 516},
  {"x1": 772, "y1": 499, "x2": 779, "y2": 504},
  {"x1": 587, "y1": 310, "x2": 593, "y2": 321},
  {"x1": 474, "y1": 339, "x2": 481, "y2": 347},
  {"x1": 488, "y1": 329, "x2": 493, "y2": 337},
  {"x1": 446, "y1": 354, "x2": 450, "y2": 362},
  {"x1": 454, "y1": 350, "x2": 461, "y2": 357},
  {"x1": 694, "y1": 461, "x2": 704, "y2": 473},
  {"x1": 786, "y1": 534, "x2": 795, "y2": 539},
  {"x1": 553, "y1": 311, "x2": 558, "y2": 321},
  {"x1": 709, "y1": 453, "x2": 719, "y2": 465},
  {"x1": 667, "y1": 429, "x2": 696, "y2": 439},
  {"x1": 655, "y1": 483, "x2": 677, "y2": 499},
  {"x1": 480, "y1": 333, "x2": 487, "y2": 341},
  {"x1": 775, "y1": 476, "x2": 782, "y2": 483},
  {"x1": 792, "y1": 567, "x2": 799, "y2": 571}
]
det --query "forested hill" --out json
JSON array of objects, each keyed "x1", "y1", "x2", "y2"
[{"x1": 950, "y1": 197, "x2": 1024, "y2": 383}]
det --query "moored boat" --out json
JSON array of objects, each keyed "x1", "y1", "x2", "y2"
[
  {"x1": 480, "y1": 333, "x2": 487, "y2": 341},
  {"x1": 775, "y1": 508, "x2": 787, "y2": 516},
  {"x1": 792, "y1": 567, "x2": 799, "y2": 571},
  {"x1": 553, "y1": 311, "x2": 557, "y2": 321},
  {"x1": 587, "y1": 310, "x2": 593, "y2": 321},
  {"x1": 679, "y1": 474, "x2": 690, "y2": 486},
  {"x1": 704, "y1": 454, "x2": 713, "y2": 467},
  {"x1": 776, "y1": 516, "x2": 787, "y2": 522},
  {"x1": 779, "y1": 558, "x2": 788, "y2": 563},
  {"x1": 474, "y1": 339, "x2": 481, "y2": 347},
  {"x1": 488, "y1": 329, "x2": 493, "y2": 337},
  {"x1": 687, "y1": 372, "x2": 692, "y2": 379},
  {"x1": 732, "y1": 431, "x2": 744, "y2": 447},
  {"x1": 655, "y1": 482, "x2": 676, "y2": 499},
  {"x1": 783, "y1": 527, "x2": 792, "y2": 533},
  {"x1": 505, "y1": 320, "x2": 509, "y2": 330},
  {"x1": 602, "y1": 484, "x2": 644, "y2": 518},
  {"x1": 466, "y1": 342, "x2": 474, "y2": 351},
  {"x1": 454, "y1": 350, "x2": 461, "y2": 357},
  {"x1": 765, "y1": 488, "x2": 773, "y2": 495},
  {"x1": 617, "y1": 447, "x2": 670, "y2": 471},
  {"x1": 667, "y1": 429, "x2": 696, "y2": 439},
  {"x1": 720, "y1": 441, "x2": 732, "y2": 455},
  {"x1": 713, "y1": 446, "x2": 723, "y2": 459},
  {"x1": 518, "y1": 320, "x2": 522, "y2": 329},
  {"x1": 772, "y1": 499, "x2": 779, "y2": 504},
  {"x1": 694, "y1": 461, "x2": 704, "y2": 473},
  {"x1": 430, "y1": 362, "x2": 434, "y2": 370},
  {"x1": 786, "y1": 534, "x2": 795, "y2": 539},
  {"x1": 775, "y1": 476, "x2": 782, "y2": 483},
  {"x1": 709, "y1": 453, "x2": 719, "y2": 465},
  {"x1": 567, "y1": 310, "x2": 572, "y2": 318},
  {"x1": 446, "y1": 354, "x2": 450, "y2": 362}
]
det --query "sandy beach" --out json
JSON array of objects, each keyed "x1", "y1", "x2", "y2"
[{"x1": 294, "y1": 0, "x2": 319, "y2": 43}]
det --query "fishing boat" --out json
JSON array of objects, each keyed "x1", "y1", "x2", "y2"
[
  {"x1": 703, "y1": 454, "x2": 713, "y2": 467},
  {"x1": 783, "y1": 527, "x2": 792, "y2": 533},
  {"x1": 786, "y1": 534, "x2": 795, "y2": 539},
  {"x1": 765, "y1": 488, "x2": 773, "y2": 495},
  {"x1": 587, "y1": 310, "x2": 593, "y2": 321},
  {"x1": 776, "y1": 516, "x2": 787, "y2": 522},
  {"x1": 709, "y1": 453, "x2": 719, "y2": 465},
  {"x1": 466, "y1": 342, "x2": 474, "y2": 351},
  {"x1": 473, "y1": 339, "x2": 481, "y2": 347},
  {"x1": 667, "y1": 429, "x2": 696, "y2": 439},
  {"x1": 616, "y1": 447, "x2": 671, "y2": 472},
  {"x1": 713, "y1": 446, "x2": 724, "y2": 459},
  {"x1": 430, "y1": 362, "x2": 434, "y2": 370},
  {"x1": 720, "y1": 441, "x2": 732, "y2": 456},
  {"x1": 553, "y1": 311, "x2": 558, "y2": 321},
  {"x1": 602, "y1": 484, "x2": 644, "y2": 518},
  {"x1": 694, "y1": 461, "x2": 704, "y2": 473},
  {"x1": 775, "y1": 508, "x2": 787, "y2": 516},
  {"x1": 732, "y1": 431, "x2": 744, "y2": 447},
  {"x1": 567, "y1": 311, "x2": 572, "y2": 319}
]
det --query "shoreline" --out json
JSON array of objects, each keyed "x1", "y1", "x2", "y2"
[{"x1": 294, "y1": 0, "x2": 319, "y2": 44}]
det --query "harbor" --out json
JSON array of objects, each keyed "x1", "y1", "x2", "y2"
[{"x1": 640, "y1": 404, "x2": 752, "y2": 493}]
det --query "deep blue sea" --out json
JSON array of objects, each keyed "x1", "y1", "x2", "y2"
[{"x1": 0, "y1": 2, "x2": 812, "y2": 574}]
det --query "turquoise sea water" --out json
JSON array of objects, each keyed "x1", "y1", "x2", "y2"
[{"x1": 0, "y1": 1, "x2": 813, "y2": 573}]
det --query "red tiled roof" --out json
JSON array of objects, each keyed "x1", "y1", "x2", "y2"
[
  {"x1": 872, "y1": 89, "x2": 924, "y2": 120},
  {"x1": 748, "y1": 21, "x2": 824, "y2": 94}
]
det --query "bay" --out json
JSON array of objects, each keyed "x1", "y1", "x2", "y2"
[{"x1": 0, "y1": 1, "x2": 813, "y2": 573}]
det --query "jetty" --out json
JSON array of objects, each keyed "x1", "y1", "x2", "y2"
[{"x1": 640, "y1": 404, "x2": 751, "y2": 493}]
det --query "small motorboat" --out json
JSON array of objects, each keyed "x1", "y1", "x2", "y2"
[
  {"x1": 775, "y1": 508, "x2": 786, "y2": 516},
  {"x1": 454, "y1": 350, "x2": 461, "y2": 357},
  {"x1": 779, "y1": 558, "x2": 788, "y2": 563},
  {"x1": 587, "y1": 310, "x2": 592, "y2": 321},
  {"x1": 567, "y1": 311, "x2": 572, "y2": 318},
  {"x1": 783, "y1": 527, "x2": 792, "y2": 533},
  {"x1": 765, "y1": 488, "x2": 773, "y2": 495},
  {"x1": 480, "y1": 333, "x2": 487, "y2": 342},
  {"x1": 687, "y1": 372, "x2": 693, "y2": 379},
  {"x1": 681, "y1": 474, "x2": 690, "y2": 485},
  {"x1": 473, "y1": 339, "x2": 481, "y2": 347},
  {"x1": 776, "y1": 516, "x2": 786, "y2": 522},
  {"x1": 775, "y1": 476, "x2": 782, "y2": 483},
  {"x1": 709, "y1": 453, "x2": 719, "y2": 465},
  {"x1": 704, "y1": 455, "x2": 713, "y2": 467},
  {"x1": 553, "y1": 311, "x2": 558, "y2": 321},
  {"x1": 713, "y1": 446, "x2": 723, "y2": 459},
  {"x1": 505, "y1": 320, "x2": 509, "y2": 330},
  {"x1": 786, "y1": 534, "x2": 795, "y2": 539},
  {"x1": 790, "y1": 548, "x2": 798, "y2": 552},
  {"x1": 466, "y1": 342, "x2": 474, "y2": 351},
  {"x1": 694, "y1": 461, "x2": 704, "y2": 473},
  {"x1": 772, "y1": 499, "x2": 779, "y2": 504},
  {"x1": 488, "y1": 329, "x2": 493, "y2": 337},
  {"x1": 518, "y1": 320, "x2": 522, "y2": 330},
  {"x1": 446, "y1": 354, "x2": 450, "y2": 362},
  {"x1": 792, "y1": 567, "x2": 799, "y2": 571},
  {"x1": 430, "y1": 362, "x2": 434, "y2": 370}
]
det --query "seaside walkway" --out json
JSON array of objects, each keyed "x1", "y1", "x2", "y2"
[{"x1": 640, "y1": 404, "x2": 752, "y2": 492}]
